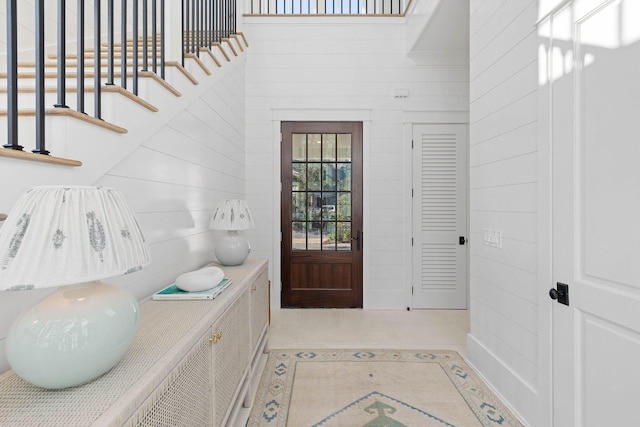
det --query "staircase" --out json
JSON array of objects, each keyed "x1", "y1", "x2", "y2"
[{"x1": 0, "y1": 0, "x2": 248, "y2": 207}]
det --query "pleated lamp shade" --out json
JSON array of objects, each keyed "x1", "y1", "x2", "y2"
[
  {"x1": 209, "y1": 199, "x2": 255, "y2": 231},
  {"x1": 0, "y1": 186, "x2": 150, "y2": 290}
]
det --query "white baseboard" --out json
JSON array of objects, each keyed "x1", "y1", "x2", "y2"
[{"x1": 466, "y1": 334, "x2": 538, "y2": 427}]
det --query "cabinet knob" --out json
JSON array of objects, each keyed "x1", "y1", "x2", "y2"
[{"x1": 210, "y1": 332, "x2": 222, "y2": 343}]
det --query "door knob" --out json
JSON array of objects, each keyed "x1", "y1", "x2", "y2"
[
  {"x1": 351, "y1": 230, "x2": 361, "y2": 251},
  {"x1": 549, "y1": 282, "x2": 569, "y2": 306}
]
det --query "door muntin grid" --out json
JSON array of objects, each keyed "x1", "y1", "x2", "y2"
[{"x1": 291, "y1": 133, "x2": 352, "y2": 251}]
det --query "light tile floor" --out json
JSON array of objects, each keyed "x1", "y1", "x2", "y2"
[
  {"x1": 236, "y1": 308, "x2": 470, "y2": 426},
  {"x1": 268, "y1": 308, "x2": 469, "y2": 356}
]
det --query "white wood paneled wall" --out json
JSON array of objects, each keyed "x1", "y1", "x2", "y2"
[
  {"x1": 0, "y1": 57, "x2": 247, "y2": 374},
  {"x1": 243, "y1": 16, "x2": 469, "y2": 309},
  {"x1": 467, "y1": 1, "x2": 540, "y2": 425}
]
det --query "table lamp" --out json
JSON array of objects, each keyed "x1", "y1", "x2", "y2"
[
  {"x1": 210, "y1": 199, "x2": 255, "y2": 266},
  {"x1": 0, "y1": 186, "x2": 150, "y2": 389}
]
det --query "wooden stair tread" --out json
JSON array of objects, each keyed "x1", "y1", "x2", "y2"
[
  {"x1": 0, "y1": 71, "x2": 135, "y2": 79},
  {"x1": 139, "y1": 70, "x2": 181, "y2": 96},
  {"x1": 0, "y1": 108, "x2": 127, "y2": 134},
  {"x1": 0, "y1": 85, "x2": 160, "y2": 112},
  {"x1": 48, "y1": 53, "x2": 161, "y2": 60},
  {"x1": 199, "y1": 49, "x2": 222, "y2": 68},
  {"x1": 184, "y1": 53, "x2": 211, "y2": 76},
  {"x1": 211, "y1": 42, "x2": 231, "y2": 62},
  {"x1": 0, "y1": 147, "x2": 82, "y2": 166}
]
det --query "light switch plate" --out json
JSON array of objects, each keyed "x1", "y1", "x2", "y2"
[{"x1": 483, "y1": 228, "x2": 502, "y2": 248}]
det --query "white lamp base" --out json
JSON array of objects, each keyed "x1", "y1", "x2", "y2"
[
  {"x1": 215, "y1": 230, "x2": 251, "y2": 266},
  {"x1": 6, "y1": 281, "x2": 139, "y2": 389}
]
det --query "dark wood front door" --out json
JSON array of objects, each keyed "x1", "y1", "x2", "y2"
[{"x1": 281, "y1": 121, "x2": 363, "y2": 308}]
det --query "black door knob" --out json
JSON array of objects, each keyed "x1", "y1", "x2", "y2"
[{"x1": 549, "y1": 283, "x2": 569, "y2": 306}]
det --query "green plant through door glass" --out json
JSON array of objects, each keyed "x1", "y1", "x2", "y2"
[{"x1": 291, "y1": 133, "x2": 352, "y2": 251}]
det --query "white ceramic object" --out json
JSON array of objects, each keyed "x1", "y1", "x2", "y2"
[
  {"x1": 6, "y1": 281, "x2": 139, "y2": 389},
  {"x1": 215, "y1": 230, "x2": 251, "y2": 266},
  {"x1": 175, "y1": 266, "x2": 224, "y2": 292}
]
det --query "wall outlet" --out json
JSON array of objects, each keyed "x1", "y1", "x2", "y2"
[{"x1": 483, "y1": 228, "x2": 502, "y2": 248}]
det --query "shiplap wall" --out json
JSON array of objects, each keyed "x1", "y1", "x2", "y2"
[
  {"x1": 243, "y1": 16, "x2": 469, "y2": 309},
  {"x1": 0, "y1": 55, "x2": 247, "y2": 374},
  {"x1": 467, "y1": 0, "x2": 540, "y2": 425}
]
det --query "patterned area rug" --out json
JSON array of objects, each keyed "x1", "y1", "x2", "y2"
[{"x1": 247, "y1": 349, "x2": 523, "y2": 427}]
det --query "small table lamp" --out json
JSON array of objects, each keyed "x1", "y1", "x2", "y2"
[
  {"x1": 0, "y1": 186, "x2": 150, "y2": 389},
  {"x1": 210, "y1": 199, "x2": 255, "y2": 266}
]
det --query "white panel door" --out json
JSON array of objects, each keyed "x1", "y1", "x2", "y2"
[
  {"x1": 412, "y1": 124, "x2": 467, "y2": 309},
  {"x1": 549, "y1": 1, "x2": 640, "y2": 425}
]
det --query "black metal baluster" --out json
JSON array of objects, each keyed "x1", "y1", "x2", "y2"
[
  {"x1": 222, "y1": 0, "x2": 227, "y2": 35},
  {"x1": 206, "y1": 0, "x2": 209, "y2": 47},
  {"x1": 201, "y1": 0, "x2": 205, "y2": 54},
  {"x1": 205, "y1": 0, "x2": 210, "y2": 51},
  {"x1": 4, "y1": 0, "x2": 21, "y2": 150},
  {"x1": 94, "y1": 0, "x2": 102, "y2": 119},
  {"x1": 182, "y1": 0, "x2": 187, "y2": 66},
  {"x1": 232, "y1": 0, "x2": 236, "y2": 30},
  {"x1": 77, "y1": 0, "x2": 85, "y2": 113},
  {"x1": 226, "y1": 0, "x2": 230, "y2": 36},
  {"x1": 191, "y1": 0, "x2": 196, "y2": 54},
  {"x1": 34, "y1": 0, "x2": 48, "y2": 154},
  {"x1": 107, "y1": 0, "x2": 115, "y2": 85},
  {"x1": 121, "y1": 0, "x2": 127, "y2": 88},
  {"x1": 55, "y1": 0, "x2": 67, "y2": 108},
  {"x1": 152, "y1": 0, "x2": 157, "y2": 73},
  {"x1": 160, "y1": 0, "x2": 165, "y2": 79},
  {"x1": 213, "y1": 0, "x2": 218, "y2": 40},
  {"x1": 222, "y1": 0, "x2": 226, "y2": 34},
  {"x1": 197, "y1": 0, "x2": 201, "y2": 57},
  {"x1": 142, "y1": 0, "x2": 148, "y2": 71},
  {"x1": 221, "y1": 0, "x2": 225, "y2": 39},
  {"x1": 133, "y1": 0, "x2": 139, "y2": 94}
]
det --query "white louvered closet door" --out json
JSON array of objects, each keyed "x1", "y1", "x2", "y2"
[{"x1": 412, "y1": 124, "x2": 467, "y2": 309}]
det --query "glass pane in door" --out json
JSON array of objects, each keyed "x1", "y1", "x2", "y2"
[{"x1": 291, "y1": 132, "x2": 353, "y2": 251}]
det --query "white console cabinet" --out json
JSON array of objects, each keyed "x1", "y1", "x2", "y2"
[{"x1": 0, "y1": 259, "x2": 269, "y2": 427}]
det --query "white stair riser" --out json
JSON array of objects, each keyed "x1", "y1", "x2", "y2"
[{"x1": 0, "y1": 114, "x2": 70, "y2": 156}]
